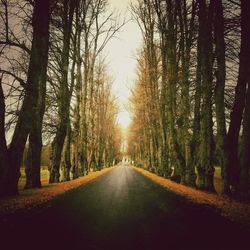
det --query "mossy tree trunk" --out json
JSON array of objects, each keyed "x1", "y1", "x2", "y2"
[
  {"x1": 176, "y1": 0, "x2": 197, "y2": 186},
  {"x1": 212, "y1": 0, "x2": 228, "y2": 195},
  {"x1": 166, "y1": 0, "x2": 185, "y2": 183},
  {"x1": 61, "y1": 124, "x2": 72, "y2": 181},
  {"x1": 197, "y1": 0, "x2": 215, "y2": 192},
  {"x1": 191, "y1": 19, "x2": 202, "y2": 188}
]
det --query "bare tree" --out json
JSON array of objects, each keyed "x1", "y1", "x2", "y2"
[{"x1": 0, "y1": 0, "x2": 51, "y2": 196}]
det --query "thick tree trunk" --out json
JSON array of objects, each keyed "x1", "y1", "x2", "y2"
[
  {"x1": 165, "y1": 0, "x2": 185, "y2": 183},
  {"x1": 24, "y1": 1, "x2": 50, "y2": 189},
  {"x1": 236, "y1": 0, "x2": 250, "y2": 200},
  {"x1": 212, "y1": 0, "x2": 228, "y2": 195},
  {"x1": 238, "y1": 84, "x2": 250, "y2": 200},
  {"x1": 177, "y1": 0, "x2": 196, "y2": 187},
  {"x1": 224, "y1": 0, "x2": 250, "y2": 195},
  {"x1": 24, "y1": 131, "x2": 43, "y2": 189},
  {"x1": 1, "y1": 0, "x2": 51, "y2": 196},
  {"x1": 197, "y1": 0, "x2": 215, "y2": 192}
]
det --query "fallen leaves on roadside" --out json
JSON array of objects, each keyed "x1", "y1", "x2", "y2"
[
  {"x1": 133, "y1": 166, "x2": 250, "y2": 226},
  {"x1": 0, "y1": 167, "x2": 114, "y2": 216}
]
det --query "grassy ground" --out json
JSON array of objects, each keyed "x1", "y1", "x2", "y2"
[{"x1": 214, "y1": 166, "x2": 222, "y2": 194}]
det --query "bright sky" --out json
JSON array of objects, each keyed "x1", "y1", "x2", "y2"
[{"x1": 106, "y1": 0, "x2": 142, "y2": 128}]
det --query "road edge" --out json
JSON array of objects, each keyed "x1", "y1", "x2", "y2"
[
  {"x1": 131, "y1": 165, "x2": 250, "y2": 227},
  {"x1": 0, "y1": 166, "x2": 116, "y2": 216}
]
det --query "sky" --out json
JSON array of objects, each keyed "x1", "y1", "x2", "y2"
[{"x1": 105, "y1": 0, "x2": 142, "y2": 129}]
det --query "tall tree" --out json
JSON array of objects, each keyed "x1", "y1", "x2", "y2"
[
  {"x1": 49, "y1": 0, "x2": 76, "y2": 183},
  {"x1": 197, "y1": 0, "x2": 215, "y2": 192},
  {"x1": 212, "y1": 0, "x2": 228, "y2": 194},
  {"x1": 25, "y1": 0, "x2": 52, "y2": 189},
  {"x1": 225, "y1": 0, "x2": 249, "y2": 196},
  {"x1": 235, "y1": 0, "x2": 250, "y2": 199},
  {"x1": 0, "y1": 0, "x2": 51, "y2": 196}
]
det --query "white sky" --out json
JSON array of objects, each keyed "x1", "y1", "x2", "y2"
[{"x1": 106, "y1": 0, "x2": 142, "y2": 128}]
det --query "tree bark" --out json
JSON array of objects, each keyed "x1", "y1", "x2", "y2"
[
  {"x1": 50, "y1": 0, "x2": 76, "y2": 183},
  {"x1": 225, "y1": 0, "x2": 250, "y2": 195},
  {"x1": 24, "y1": 0, "x2": 50, "y2": 189},
  {"x1": 61, "y1": 124, "x2": 72, "y2": 181},
  {"x1": 191, "y1": 31, "x2": 201, "y2": 189},
  {"x1": 164, "y1": 0, "x2": 185, "y2": 183},
  {"x1": 197, "y1": 0, "x2": 215, "y2": 192},
  {"x1": 236, "y1": 0, "x2": 250, "y2": 200},
  {"x1": 0, "y1": 77, "x2": 8, "y2": 196},
  {"x1": 177, "y1": 0, "x2": 197, "y2": 186},
  {"x1": 1, "y1": 0, "x2": 51, "y2": 196},
  {"x1": 212, "y1": 0, "x2": 228, "y2": 195}
]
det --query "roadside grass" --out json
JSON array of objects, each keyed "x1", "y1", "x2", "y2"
[
  {"x1": 18, "y1": 166, "x2": 109, "y2": 189},
  {"x1": 214, "y1": 166, "x2": 222, "y2": 194},
  {"x1": 19, "y1": 166, "x2": 49, "y2": 189}
]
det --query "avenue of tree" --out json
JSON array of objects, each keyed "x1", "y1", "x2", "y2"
[
  {"x1": 128, "y1": 0, "x2": 250, "y2": 200},
  {"x1": 0, "y1": 0, "x2": 123, "y2": 196}
]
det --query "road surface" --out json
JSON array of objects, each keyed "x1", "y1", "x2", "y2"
[{"x1": 0, "y1": 164, "x2": 249, "y2": 249}]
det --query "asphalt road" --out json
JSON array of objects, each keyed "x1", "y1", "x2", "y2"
[{"x1": 1, "y1": 164, "x2": 249, "y2": 250}]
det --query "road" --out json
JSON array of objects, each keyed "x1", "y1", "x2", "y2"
[{"x1": 1, "y1": 164, "x2": 249, "y2": 250}]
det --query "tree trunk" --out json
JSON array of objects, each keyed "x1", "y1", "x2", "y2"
[
  {"x1": 191, "y1": 25, "x2": 201, "y2": 186},
  {"x1": 160, "y1": 41, "x2": 170, "y2": 177},
  {"x1": 224, "y1": 0, "x2": 250, "y2": 195},
  {"x1": 197, "y1": 0, "x2": 215, "y2": 192},
  {"x1": 0, "y1": 77, "x2": 8, "y2": 196},
  {"x1": 165, "y1": 0, "x2": 185, "y2": 183},
  {"x1": 177, "y1": 0, "x2": 196, "y2": 187},
  {"x1": 61, "y1": 124, "x2": 72, "y2": 181},
  {"x1": 236, "y1": 0, "x2": 250, "y2": 200},
  {"x1": 50, "y1": 0, "x2": 76, "y2": 183},
  {"x1": 24, "y1": 0, "x2": 50, "y2": 189},
  {"x1": 1, "y1": 0, "x2": 51, "y2": 196},
  {"x1": 238, "y1": 84, "x2": 250, "y2": 200},
  {"x1": 212, "y1": 0, "x2": 228, "y2": 195}
]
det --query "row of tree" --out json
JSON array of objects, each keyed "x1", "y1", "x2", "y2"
[
  {"x1": 0, "y1": 0, "x2": 122, "y2": 197},
  {"x1": 128, "y1": 0, "x2": 250, "y2": 200}
]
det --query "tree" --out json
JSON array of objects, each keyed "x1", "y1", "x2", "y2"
[
  {"x1": 24, "y1": 0, "x2": 52, "y2": 189},
  {"x1": 196, "y1": 0, "x2": 215, "y2": 192},
  {"x1": 212, "y1": 0, "x2": 228, "y2": 194},
  {"x1": 49, "y1": 0, "x2": 76, "y2": 183},
  {"x1": 224, "y1": 0, "x2": 250, "y2": 196},
  {"x1": 0, "y1": 0, "x2": 51, "y2": 196},
  {"x1": 234, "y1": 0, "x2": 250, "y2": 199}
]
